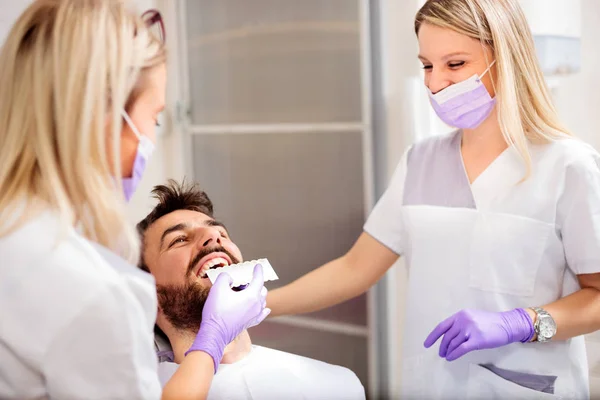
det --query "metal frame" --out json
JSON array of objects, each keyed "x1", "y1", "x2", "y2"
[
  {"x1": 175, "y1": 0, "x2": 195, "y2": 179},
  {"x1": 357, "y1": 0, "x2": 382, "y2": 398},
  {"x1": 363, "y1": 1, "x2": 399, "y2": 398},
  {"x1": 272, "y1": 316, "x2": 369, "y2": 337},
  {"x1": 188, "y1": 123, "x2": 365, "y2": 135}
]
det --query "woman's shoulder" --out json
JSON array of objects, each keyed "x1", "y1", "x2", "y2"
[
  {"x1": 0, "y1": 211, "x2": 154, "y2": 362},
  {"x1": 393, "y1": 130, "x2": 461, "y2": 179},
  {"x1": 533, "y1": 137, "x2": 599, "y2": 172},
  {"x1": 0, "y1": 210, "x2": 137, "y2": 300}
]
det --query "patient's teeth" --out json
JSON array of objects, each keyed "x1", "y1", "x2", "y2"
[
  {"x1": 198, "y1": 257, "x2": 230, "y2": 278},
  {"x1": 203, "y1": 257, "x2": 228, "y2": 270}
]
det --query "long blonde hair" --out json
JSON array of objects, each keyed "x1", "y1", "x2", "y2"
[
  {"x1": 0, "y1": 0, "x2": 166, "y2": 263},
  {"x1": 415, "y1": 0, "x2": 572, "y2": 177}
]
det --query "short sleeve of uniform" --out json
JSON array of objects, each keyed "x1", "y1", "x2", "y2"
[
  {"x1": 557, "y1": 144, "x2": 600, "y2": 275},
  {"x1": 363, "y1": 148, "x2": 410, "y2": 255}
]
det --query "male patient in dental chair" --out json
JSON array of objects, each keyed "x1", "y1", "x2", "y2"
[{"x1": 136, "y1": 180, "x2": 365, "y2": 400}]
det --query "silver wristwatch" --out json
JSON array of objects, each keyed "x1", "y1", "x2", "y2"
[{"x1": 530, "y1": 307, "x2": 557, "y2": 342}]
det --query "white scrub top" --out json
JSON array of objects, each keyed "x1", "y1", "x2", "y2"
[
  {"x1": 0, "y1": 210, "x2": 162, "y2": 399},
  {"x1": 365, "y1": 130, "x2": 600, "y2": 399},
  {"x1": 157, "y1": 345, "x2": 365, "y2": 400}
]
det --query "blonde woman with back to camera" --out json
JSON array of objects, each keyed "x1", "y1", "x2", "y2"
[
  {"x1": 0, "y1": 1, "x2": 269, "y2": 399},
  {"x1": 268, "y1": 0, "x2": 600, "y2": 398}
]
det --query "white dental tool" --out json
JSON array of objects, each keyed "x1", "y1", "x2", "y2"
[{"x1": 206, "y1": 258, "x2": 278, "y2": 287}]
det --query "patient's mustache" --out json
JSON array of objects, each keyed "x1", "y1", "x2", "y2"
[{"x1": 187, "y1": 246, "x2": 240, "y2": 276}]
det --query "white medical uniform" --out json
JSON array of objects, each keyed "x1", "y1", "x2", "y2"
[
  {"x1": 157, "y1": 345, "x2": 365, "y2": 400},
  {"x1": 0, "y1": 210, "x2": 162, "y2": 399},
  {"x1": 365, "y1": 130, "x2": 600, "y2": 399}
]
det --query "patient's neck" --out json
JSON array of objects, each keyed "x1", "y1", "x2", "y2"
[{"x1": 167, "y1": 324, "x2": 252, "y2": 365}]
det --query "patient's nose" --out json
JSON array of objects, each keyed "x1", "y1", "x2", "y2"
[{"x1": 200, "y1": 228, "x2": 222, "y2": 247}]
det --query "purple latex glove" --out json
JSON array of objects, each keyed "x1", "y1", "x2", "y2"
[
  {"x1": 424, "y1": 308, "x2": 534, "y2": 361},
  {"x1": 186, "y1": 264, "x2": 270, "y2": 372}
]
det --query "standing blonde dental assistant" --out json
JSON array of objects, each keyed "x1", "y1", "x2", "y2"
[
  {"x1": 268, "y1": 0, "x2": 600, "y2": 398},
  {"x1": 0, "y1": 1, "x2": 269, "y2": 399}
]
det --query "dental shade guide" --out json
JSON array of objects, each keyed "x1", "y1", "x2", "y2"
[{"x1": 206, "y1": 258, "x2": 278, "y2": 287}]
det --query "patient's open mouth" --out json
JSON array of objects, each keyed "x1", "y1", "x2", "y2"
[
  {"x1": 192, "y1": 249, "x2": 235, "y2": 279},
  {"x1": 198, "y1": 255, "x2": 229, "y2": 278}
]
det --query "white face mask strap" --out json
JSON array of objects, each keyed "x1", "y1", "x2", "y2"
[
  {"x1": 480, "y1": 59, "x2": 496, "y2": 78},
  {"x1": 121, "y1": 110, "x2": 142, "y2": 140}
]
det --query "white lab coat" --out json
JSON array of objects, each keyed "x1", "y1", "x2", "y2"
[
  {"x1": 365, "y1": 130, "x2": 599, "y2": 399},
  {"x1": 0, "y1": 210, "x2": 162, "y2": 399},
  {"x1": 157, "y1": 345, "x2": 366, "y2": 400}
]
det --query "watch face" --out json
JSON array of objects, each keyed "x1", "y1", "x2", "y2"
[{"x1": 539, "y1": 316, "x2": 557, "y2": 339}]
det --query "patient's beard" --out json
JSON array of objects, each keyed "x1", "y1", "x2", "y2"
[
  {"x1": 158, "y1": 247, "x2": 242, "y2": 333},
  {"x1": 157, "y1": 281, "x2": 210, "y2": 333}
]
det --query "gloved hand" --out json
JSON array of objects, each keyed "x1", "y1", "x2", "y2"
[
  {"x1": 186, "y1": 264, "x2": 270, "y2": 372},
  {"x1": 424, "y1": 308, "x2": 534, "y2": 361}
]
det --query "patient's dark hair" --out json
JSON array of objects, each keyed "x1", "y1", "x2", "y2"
[{"x1": 136, "y1": 179, "x2": 215, "y2": 272}]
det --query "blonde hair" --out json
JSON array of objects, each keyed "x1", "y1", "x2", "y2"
[
  {"x1": 415, "y1": 0, "x2": 572, "y2": 177},
  {"x1": 0, "y1": 0, "x2": 166, "y2": 263}
]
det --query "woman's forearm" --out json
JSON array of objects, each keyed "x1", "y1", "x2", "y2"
[
  {"x1": 267, "y1": 232, "x2": 399, "y2": 317},
  {"x1": 534, "y1": 287, "x2": 600, "y2": 341},
  {"x1": 161, "y1": 351, "x2": 214, "y2": 400},
  {"x1": 267, "y1": 255, "x2": 364, "y2": 316}
]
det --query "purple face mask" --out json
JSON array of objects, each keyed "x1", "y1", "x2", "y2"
[
  {"x1": 121, "y1": 111, "x2": 155, "y2": 202},
  {"x1": 428, "y1": 60, "x2": 496, "y2": 130}
]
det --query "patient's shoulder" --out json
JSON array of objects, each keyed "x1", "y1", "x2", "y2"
[
  {"x1": 251, "y1": 346, "x2": 365, "y2": 397},
  {"x1": 252, "y1": 346, "x2": 351, "y2": 371}
]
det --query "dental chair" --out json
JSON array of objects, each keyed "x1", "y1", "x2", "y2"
[{"x1": 154, "y1": 327, "x2": 174, "y2": 362}]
